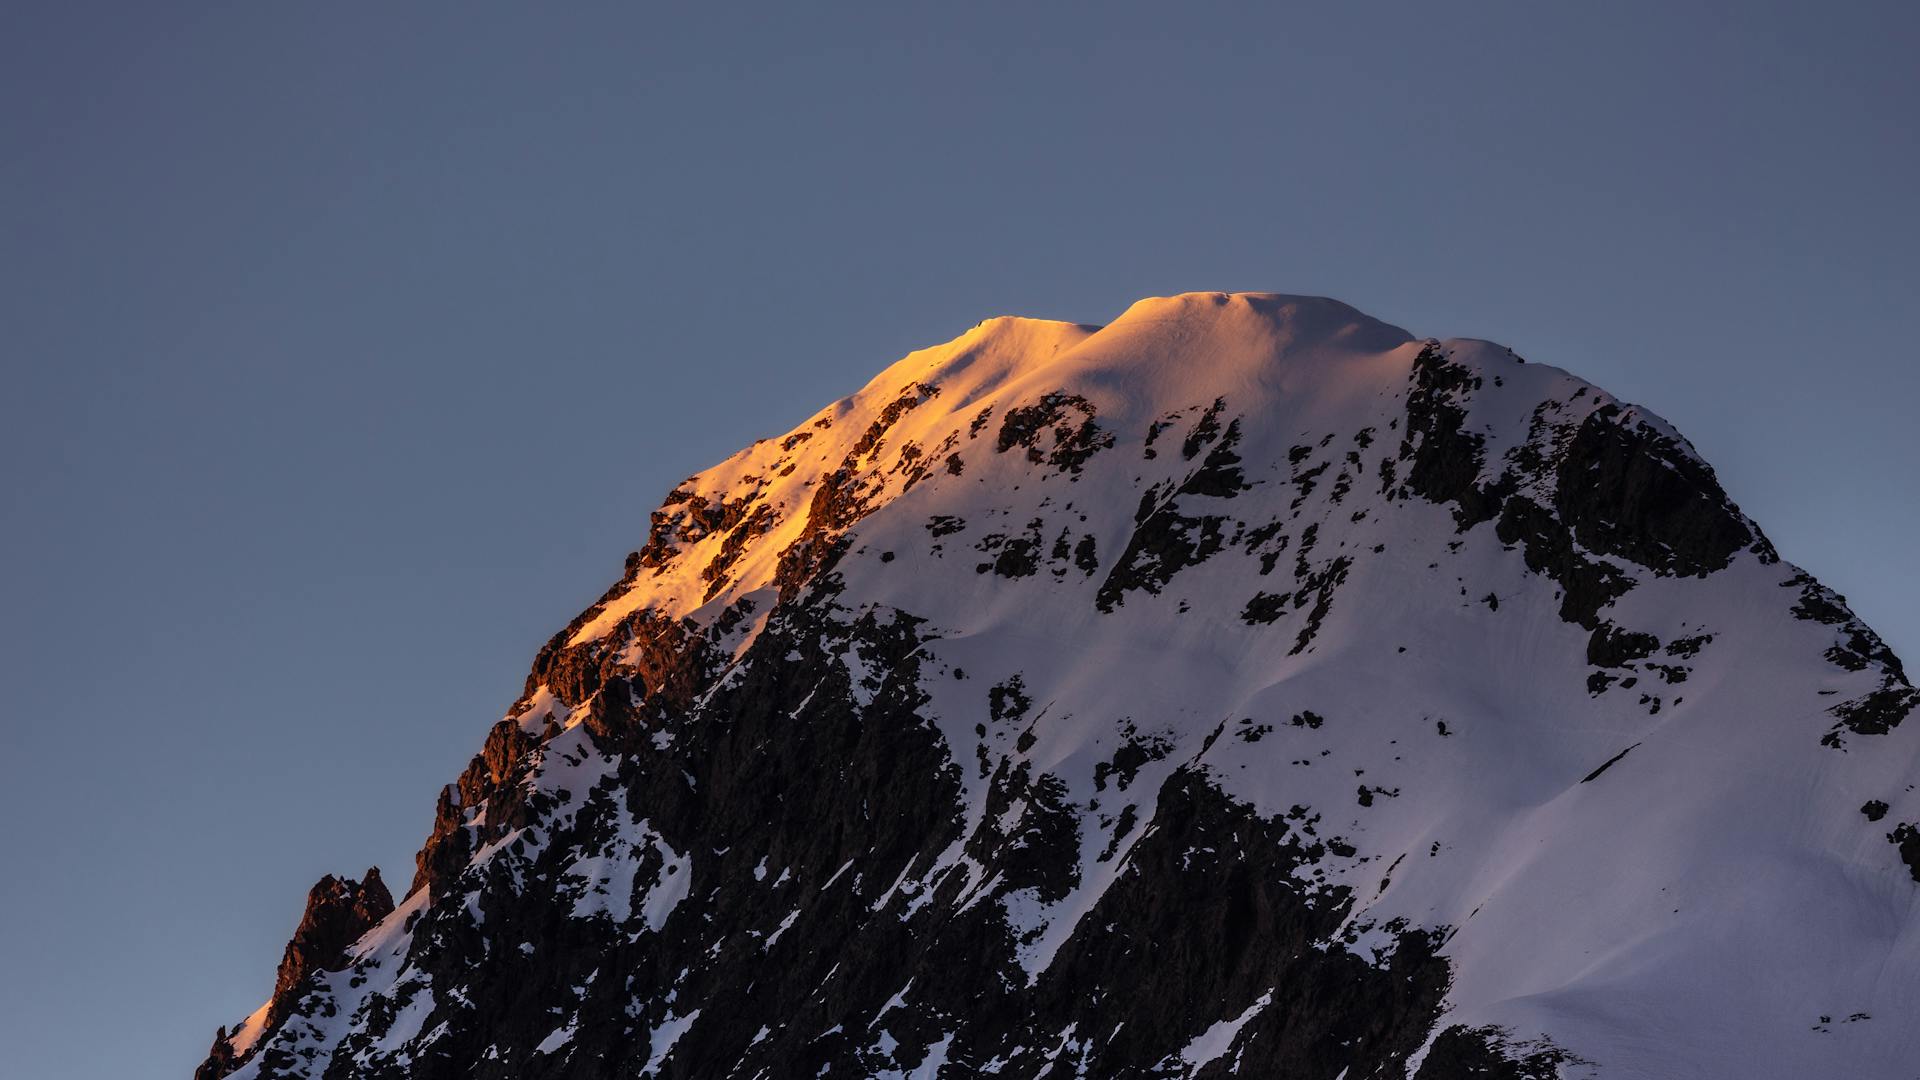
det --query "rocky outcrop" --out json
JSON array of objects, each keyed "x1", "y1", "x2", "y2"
[
  {"x1": 1553, "y1": 404, "x2": 1753, "y2": 577},
  {"x1": 271, "y1": 871, "x2": 395, "y2": 1016},
  {"x1": 199, "y1": 870, "x2": 393, "y2": 1079}
]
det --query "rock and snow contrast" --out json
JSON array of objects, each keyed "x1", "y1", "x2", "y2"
[{"x1": 196, "y1": 293, "x2": 1920, "y2": 1079}]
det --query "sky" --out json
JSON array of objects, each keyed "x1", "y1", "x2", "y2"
[{"x1": 1, "y1": 3, "x2": 1915, "y2": 1076}]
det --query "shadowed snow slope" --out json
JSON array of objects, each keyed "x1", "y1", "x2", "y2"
[{"x1": 199, "y1": 293, "x2": 1919, "y2": 1080}]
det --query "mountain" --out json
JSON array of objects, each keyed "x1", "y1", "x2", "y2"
[{"x1": 196, "y1": 292, "x2": 1920, "y2": 1079}]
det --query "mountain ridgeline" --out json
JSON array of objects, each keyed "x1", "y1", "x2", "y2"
[{"x1": 198, "y1": 293, "x2": 1920, "y2": 1079}]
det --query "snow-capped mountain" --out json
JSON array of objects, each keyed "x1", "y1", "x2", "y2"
[{"x1": 196, "y1": 292, "x2": 1919, "y2": 1079}]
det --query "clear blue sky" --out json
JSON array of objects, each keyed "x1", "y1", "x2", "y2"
[{"x1": 3, "y1": 3, "x2": 1914, "y2": 1076}]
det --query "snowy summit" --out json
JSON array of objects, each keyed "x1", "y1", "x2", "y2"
[{"x1": 199, "y1": 293, "x2": 1919, "y2": 1079}]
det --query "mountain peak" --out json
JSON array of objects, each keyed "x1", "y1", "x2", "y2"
[
  {"x1": 199, "y1": 294, "x2": 1919, "y2": 1080},
  {"x1": 1109, "y1": 290, "x2": 1415, "y2": 347}
]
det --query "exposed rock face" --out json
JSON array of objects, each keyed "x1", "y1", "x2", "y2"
[
  {"x1": 271, "y1": 871, "x2": 396, "y2": 1012},
  {"x1": 197, "y1": 871, "x2": 393, "y2": 1080},
  {"x1": 198, "y1": 294, "x2": 1919, "y2": 1079},
  {"x1": 1552, "y1": 404, "x2": 1754, "y2": 577}
]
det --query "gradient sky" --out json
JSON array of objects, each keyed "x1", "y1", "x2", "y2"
[{"x1": 3, "y1": 3, "x2": 1916, "y2": 1077}]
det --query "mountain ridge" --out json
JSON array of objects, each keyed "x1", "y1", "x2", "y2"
[{"x1": 199, "y1": 292, "x2": 1918, "y2": 1079}]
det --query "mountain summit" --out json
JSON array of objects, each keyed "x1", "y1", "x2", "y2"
[{"x1": 198, "y1": 293, "x2": 1919, "y2": 1079}]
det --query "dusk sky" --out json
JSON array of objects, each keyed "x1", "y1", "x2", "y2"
[{"x1": 3, "y1": 3, "x2": 1916, "y2": 1076}]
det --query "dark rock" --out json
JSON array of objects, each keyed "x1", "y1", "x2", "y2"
[
  {"x1": 1665, "y1": 633, "x2": 1713, "y2": 659},
  {"x1": 1290, "y1": 556, "x2": 1352, "y2": 655},
  {"x1": 1072, "y1": 533, "x2": 1099, "y2": 575},
  {"x1": 1096, "y1": 417, "x2": 1259, "y2": 611},
  {"x1": 1888, "y1": 824, "x2": 1920, "y2": 883},
  {"x1": 995, "y1": 391, "x2": 1114, "y2": 474},
  {"x1": 1553, "y1": 404, "x2": 1751, "y2": 577},
  {"x1": 1580, "y1": 743, "x2": 1640, "y2": 783},
  {"x1": 1414, "y1": 1024, "x2": 1580, "y2": 1079},
  {"x1": 1092, "y1": 724, "x2": 1173, "y2": 792},
  {"x1": 1241, "y1": 591, "x2": 1290, "y2": 625},
  {"x1": 1827, "y1": 686, "x2": 1920, "y2": 746},
  {"x1": 1182, "y1": 398, "x2": 1228, "y2": 460},
  {"x1": 1398, "y1": 344, "x2": 1505, "y2": 529},
  {"x1": 1587, "y1": 625, "x2": 1660, "y2": 668},
  {"x1": 1494, "y1": 496, "x2": 1634, "y2": 629}
]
